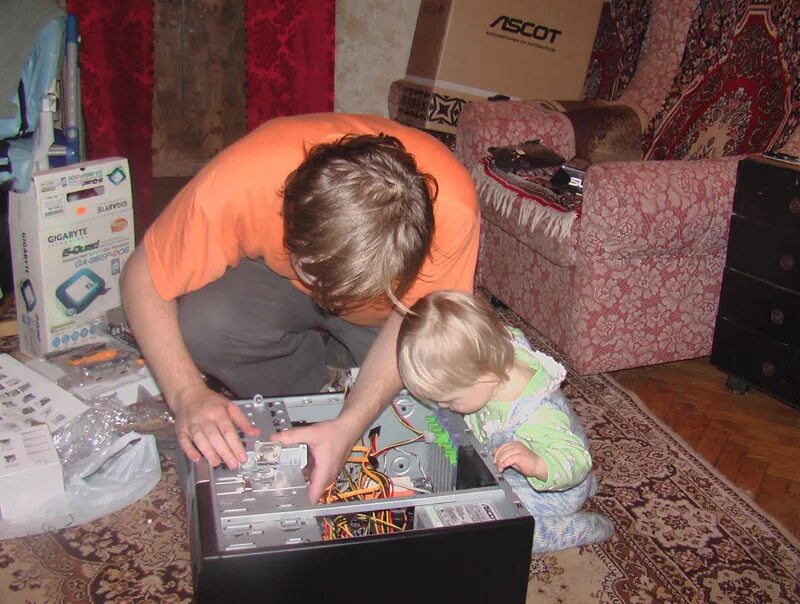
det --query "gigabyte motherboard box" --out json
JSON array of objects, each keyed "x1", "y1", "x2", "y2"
[
  {"x1": 9, "y1": 158, "x2": 134, "y2": 357},
  {"x1": 178, "y1": 392, "x2": 534, "y2": 604}
]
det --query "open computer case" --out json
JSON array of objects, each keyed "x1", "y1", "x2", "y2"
[{"x1": 178, "y1": 391, "x2": 535, "y2": 603}]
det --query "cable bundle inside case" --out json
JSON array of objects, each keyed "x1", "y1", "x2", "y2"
[{"x1": 319, "y1": 402, "x2": 426, "y2": 540}]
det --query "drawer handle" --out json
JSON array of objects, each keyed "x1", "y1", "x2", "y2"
[
  {"x1": 761, "y1": 361, "x2": 776, "y2": 377},
  {"x1": 779, "y1": 254, "x2": 795, "y2": 271},
  {"x1": 790, "y1": 197, "x2": 800, "y2": 214},
  {"x1": 770, "y1": 309, "x2": 785, "y2": 325}
]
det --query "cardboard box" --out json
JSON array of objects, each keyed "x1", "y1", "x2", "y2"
[
  {"x1": 392, "y1": 78, "x2": 486, "y2": 136},
  {"x1": 399, "y1": 0, "x2": 603, "y2": 133},
  {"x1": 0, "y1": 352, "x2": 89, "y2": 433},
  {"x1": 9, "y1": 158, "x2": 135, "y2": 357},
  {"x1": 0, "y1": 424, "x2": 64, "y2": 520}
]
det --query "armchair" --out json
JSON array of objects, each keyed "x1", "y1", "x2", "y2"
[{"x1": 455, "y1": 0, "x2": 800, "y2": 374}]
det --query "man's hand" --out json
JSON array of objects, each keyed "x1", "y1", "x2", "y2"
[
  {"x1": 268, "y1": 310, "x2": 405, "y2": 503},
  {"x1": 121, "y1": 249, "x2": 262, "y2": 469},
  {"x1": 271, "y1": 418, "x2": 358, "y2": 503},
  {"x1": 493, "y1": 441, "x2": 548, "y2": 480},
  {"x1": 172, "y1": 384, "x2": 261, "y2": 469}
]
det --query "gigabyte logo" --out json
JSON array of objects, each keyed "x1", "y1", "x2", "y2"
[
  {"x1": 47, "y1": 228, "x2": 88, "y2": 244},
  {"x1": 22, "y1": 232, "x2": 30, "y2": 274},
  {"x1": 97, "y1": 200, "x2": 129, "y2": 214},
  {"x1": 489, "y1": 16, "x2": 562, "y2": 44}
]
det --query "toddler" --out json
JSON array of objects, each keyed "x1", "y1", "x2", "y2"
[{"x1": 397, "y1": 291, "x2": 612, "y2": 553}]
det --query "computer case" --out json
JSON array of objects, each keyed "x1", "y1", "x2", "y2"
[{"x1": 177, "y1": 392, "x2": 535, "y2": 603}]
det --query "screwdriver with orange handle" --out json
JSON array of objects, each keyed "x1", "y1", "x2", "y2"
[{"x1": 68, "y1": 348, "x2": 125, "y2": 367}]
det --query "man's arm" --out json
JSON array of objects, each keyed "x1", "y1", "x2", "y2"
[
  {"x1": 273, "y1": 309, "x2": 405, "y2": 502},
  {"x1": 120, "y1": 246, "x2": 260, "y2": 468},
  {"x1": 336, "y1": 309, "x2": 404, "y2": 435}
]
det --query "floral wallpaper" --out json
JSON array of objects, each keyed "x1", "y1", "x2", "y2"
[{"x1": 335, "y1": 0, "x2": 420, "y2": 116}]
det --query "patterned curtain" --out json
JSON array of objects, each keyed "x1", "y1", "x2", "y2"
[
  {"x1": 245, "y1": 0, "x2": 335, "y2": 131},
  {"x1": 65, "y1": 0, "x2": 155, "y2": 237},
  {"x1": 63, "y1": 1, "x2": 334, "y2": 233}
]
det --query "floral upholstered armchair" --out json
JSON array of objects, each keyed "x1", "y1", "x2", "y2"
[{"x1": 455, "y1": 0, "x2": 800, "y2": 375}]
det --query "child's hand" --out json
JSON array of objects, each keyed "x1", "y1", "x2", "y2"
[{"x1": 493, "y1": 441, "x2": 548, "y2": 480}]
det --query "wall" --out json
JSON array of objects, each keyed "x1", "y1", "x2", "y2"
[
  {"x1": 335, "y1": 0, "x2": 420, "y2": 116},
  {"x1": 153, "y1": 0, "x2": 419, "y2": 178}
]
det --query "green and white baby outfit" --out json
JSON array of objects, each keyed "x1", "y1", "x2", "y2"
[{"x1": 465, "y1": 328, "x2": 613, "y2": 553}]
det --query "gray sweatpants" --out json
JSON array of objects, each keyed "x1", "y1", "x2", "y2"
[{"x1": 177, "y1": 259, "x2": 380, "y2": 398}]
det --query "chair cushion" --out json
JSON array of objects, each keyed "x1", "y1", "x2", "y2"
[{"x1": 556, "y1": 101, "x2": 644, "y2": 162}]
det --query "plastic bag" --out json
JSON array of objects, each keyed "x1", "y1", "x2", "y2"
[
  {"x1": 64, "y1": 431, "x2": 161, "y2": 511},
  {"x1": 53, "y1": 387, "x2": 173, "y2": 475},
  {"x1": 0, "y1": 432, "x2": 161, "y2": 539}
]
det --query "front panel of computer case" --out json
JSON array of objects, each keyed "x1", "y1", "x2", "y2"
[{"x1": 178, "y1": 392, "x2": 534, "y2": 604}]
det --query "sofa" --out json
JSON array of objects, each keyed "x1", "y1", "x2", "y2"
[{"x1": 453, "y1": 0, "x2": 800, "y2": 374}]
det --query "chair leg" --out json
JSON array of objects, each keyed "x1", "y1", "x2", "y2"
[{"x1": 490, "y1": 295, "x2": 509, "y2": 310}]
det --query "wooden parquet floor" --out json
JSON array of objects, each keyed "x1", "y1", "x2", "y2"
[{"x1": 612, "y1": 357, "x2": 800, "y2": 540}]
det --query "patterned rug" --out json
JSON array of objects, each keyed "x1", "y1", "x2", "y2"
[{"x1": 0, "y1": 303, "x2": 799, "y2": 603}]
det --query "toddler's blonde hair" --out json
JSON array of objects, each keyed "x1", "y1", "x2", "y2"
[{"x1": 397, "y1": 291, "x2": 515, "y2": 402}]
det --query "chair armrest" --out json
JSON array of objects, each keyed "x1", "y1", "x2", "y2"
[
  {"x1": 578, "y1": 156, "x2": 741, "y2": 257},
  {"x1": 454, "y1": 100, "x2": 575, "y2": 169}
]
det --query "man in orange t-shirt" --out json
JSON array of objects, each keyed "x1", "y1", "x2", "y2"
[{"x1": 120, "y1": 113, "x2": 479, "y2": 502}]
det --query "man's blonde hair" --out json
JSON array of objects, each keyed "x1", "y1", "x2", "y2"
[
  {"x1": 283, "y1": 134, "x2": 436, "y2": 313},
  {"x1": 397, "y1": 291, "x2": 515, "y2": 402}
]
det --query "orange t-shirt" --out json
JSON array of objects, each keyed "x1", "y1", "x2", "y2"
[{"x1": 143, "y1": 113, "x2": 480, "y2": 326}]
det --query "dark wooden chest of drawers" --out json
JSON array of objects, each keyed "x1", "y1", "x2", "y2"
[{"x1": 711, "y1": 156, "x2": 800, "y2": 410}]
